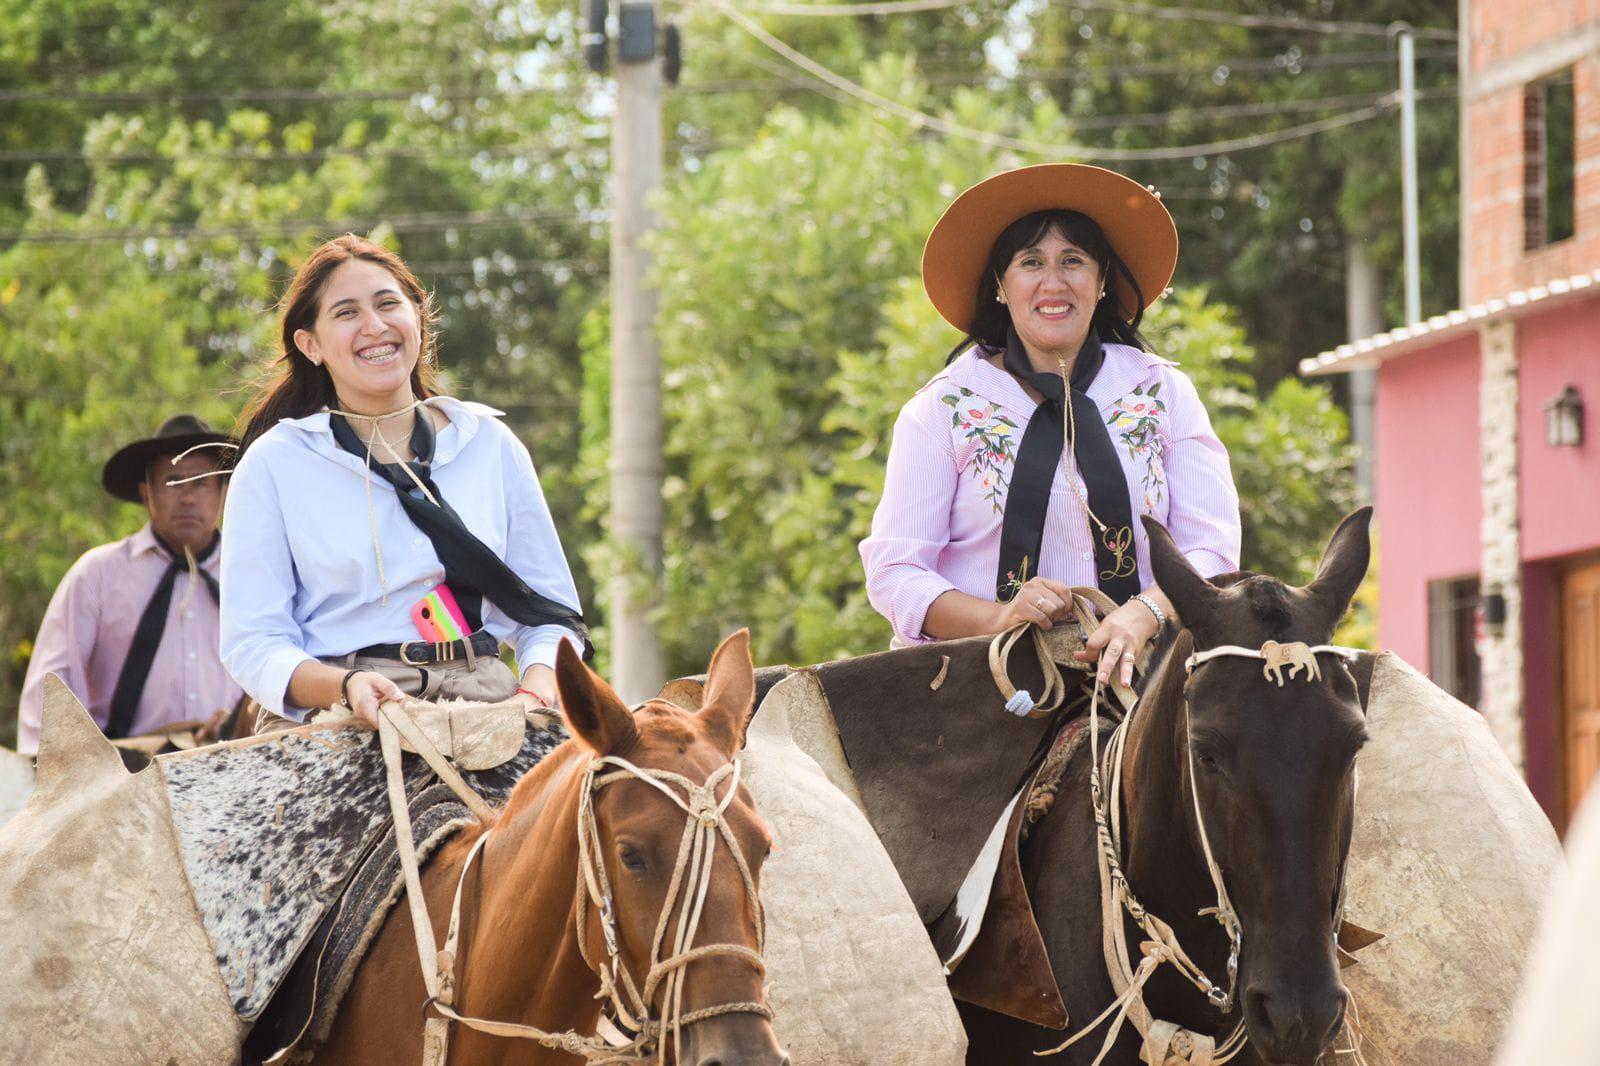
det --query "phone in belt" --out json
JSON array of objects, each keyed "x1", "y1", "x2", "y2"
[{"x1": 410, "y1": 584, "x2": 472, "y2": 642}]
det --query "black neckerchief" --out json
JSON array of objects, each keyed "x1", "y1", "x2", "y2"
[
  {"x1": 328, "y1": 407, "x2": 592, "y2": 658},
  {"x1": 994, "y1": 325, "x2": 1141, "y2": 605},
  {"x1": 107, "y1": 530, "x2": 221, "y2": 739}
]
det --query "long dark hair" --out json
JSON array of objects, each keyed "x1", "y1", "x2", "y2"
[
  {"x1": 944, "y1": 209, "x2": 1151, "y2": 364},
  {"x1": 235, "y1": 234, "x2": 442, "y2": 456}
]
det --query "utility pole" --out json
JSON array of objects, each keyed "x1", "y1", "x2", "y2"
[
  {"x1": 1345, "y1": 244, "x2": 1381, "y2": 500},
  {"x1": 608, "y1": 0, "x2": 667, "y2": 700},
  {"x1": 1396, "y1": 23, "x2": 1422, "y2": 326}
]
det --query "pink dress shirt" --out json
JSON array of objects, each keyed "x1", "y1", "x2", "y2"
[
  {"x1": 17, "y1": 524, "x2": 243, "y2": 755},
  {"x1": 860, "y1": 344, "x2": 1241, "y2": 644}
]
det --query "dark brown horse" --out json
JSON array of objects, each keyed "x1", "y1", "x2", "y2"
[
  {"x1": 963, "y1": 509, "x2": 1373, "y2": 1065},
  {"x1": 316, "y1": 630, "x2": 788, "y2": 1066}
]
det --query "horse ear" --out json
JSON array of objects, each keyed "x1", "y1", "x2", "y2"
[
  {"x1": 1305, "y1": 506, "x2": 1373, "y2": 634},
  {"x1": 1142, "y1": 515, "x2": 1217, "y2": 634},
  {"x1": 699, "y1": 629, "x2": 756, "y2": 757},
  {"x1": 555, "y1": 639, "x2": 638, "y2": 756}
]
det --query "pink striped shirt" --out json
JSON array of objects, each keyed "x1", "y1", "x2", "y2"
[
  {"x1": 860, "y1": 344, "x2": 1240, "y2": 644},
  {"x1": 17, "y1": 525, "x2": 243, "y2": 754}
]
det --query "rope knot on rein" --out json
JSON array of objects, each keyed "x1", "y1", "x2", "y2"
[
  {"x1": 377, "y1": 703, "x2": 771, "y2": 1066},
  {"x1": 1022, "y1": 634, "x2": 1366, "y2": 1066}
]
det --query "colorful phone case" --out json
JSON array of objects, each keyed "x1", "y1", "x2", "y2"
[{"x1": 410, "y1": 584, "x2": 470, "y2": 642}]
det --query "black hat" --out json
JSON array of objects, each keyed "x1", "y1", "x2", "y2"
[{"x1": 101, "y1": 414, "x2": 234, "y2": 503}]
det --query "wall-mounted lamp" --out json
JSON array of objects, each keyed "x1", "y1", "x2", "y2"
[
  {"x1": 1481, "y1": 588, "x2": 1507, "y2": 639},
  {"x1": 1545, "y1": 384, "x2": 1584, "y2": 447}
]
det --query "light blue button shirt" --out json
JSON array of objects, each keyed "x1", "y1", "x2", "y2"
[{"x1": 219, "y1": 397, "x2": 583, "y2": 717}]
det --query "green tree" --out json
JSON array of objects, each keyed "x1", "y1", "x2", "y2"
[{"x1": 581, "y1": 69, "x2": 1356, "y2": 675}]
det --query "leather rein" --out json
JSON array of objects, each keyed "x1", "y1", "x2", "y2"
[
  {"x1": 991, "y1": 601, "x2": 1364, "y2": 1065},
  {"x1": 376, "y1": 703, "x2": 770, "y2": 1066}
]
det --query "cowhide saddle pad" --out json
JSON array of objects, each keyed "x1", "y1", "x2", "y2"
[
  {"x1": 243, "y1": 780, "x2": 490, "y2": 1064},
  {"x1": 159, "y1": 713, "x2": 564, "y2": 1024}
]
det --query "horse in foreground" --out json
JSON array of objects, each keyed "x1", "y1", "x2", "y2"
[
  {"x1": 964, "y1": 510, "x2": 1374, "y2": 1065},
  {"x1": 316, "y1": 630, "x2": 788, "y2": 1066}
]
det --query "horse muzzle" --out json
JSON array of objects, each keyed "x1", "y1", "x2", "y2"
[
  {"x1": 677, "y1": 1013, "x2": 790, "y2": 1066},
  {"x1": 1242, "y1": 978, "x2": 1348, "y2": 1065}
]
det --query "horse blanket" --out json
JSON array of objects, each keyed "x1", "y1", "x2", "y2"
[
  {"x1": 785, "y1": 636, "x2": 1561, "y2": 1058},
  {"x1": 1339, "y1": 653, "x2": 1561, "y2": 1064},
  {"x1": 0, "y1": 675, "x2": 560, "y2": 1065},
  {"x1": 715, "y1": 671, "x2": 969, "y2": 1063}
]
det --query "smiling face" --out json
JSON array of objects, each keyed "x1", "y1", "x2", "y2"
[
  {"x1": 997, "y1": 225, "x2": 1106, "y2": 365},
  {"x1": 292, "y1": 257, "x2": 423, "y2": 415}
]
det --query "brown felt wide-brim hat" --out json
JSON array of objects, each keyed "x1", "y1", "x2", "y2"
[
  {"x1": 922, "y1": 163, "x2": 1179, "y2": 334},
  {"x1": 102, "y1": 413, "x2": 233, "y2": 503}
]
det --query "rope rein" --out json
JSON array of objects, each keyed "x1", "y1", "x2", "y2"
[
  {"x1": 986, "y1": 613, "x2": 1365, "y2": 1065},
  {"x1": 376, "y1": 702, "x2": 769, "y2": 1066}
]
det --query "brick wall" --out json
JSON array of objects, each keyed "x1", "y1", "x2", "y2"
[{"x1": 1463, "y1": 2, "x2": 1600, "y2": 302}]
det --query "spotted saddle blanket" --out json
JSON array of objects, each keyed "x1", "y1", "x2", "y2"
[{"x1": 158, "y1": 707, "x2": 565, "y2": 1024}]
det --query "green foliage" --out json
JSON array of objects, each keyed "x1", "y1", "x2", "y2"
[
  {"x1": 580, "y1": 77, "x2": 1357, "y2": 675},
  {"x1": 1143, "y1": 290, "x2": 1357, "y2": 584},
  {"x1": 1, "y1": 0, "x2": 1410, "y2": 730}
]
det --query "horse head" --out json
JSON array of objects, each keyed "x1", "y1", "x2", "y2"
[
  {"x1": 556, "y1": 629, "x2": 788, "y2": 1066},
  {"x1": 1143, "y1": 508, "x2": 1371, "y2": 1065}
]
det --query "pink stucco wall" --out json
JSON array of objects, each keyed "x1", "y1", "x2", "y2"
[
  {"x1": 1516, "y1": 301, "x2": 1600, "y2": 561},
  {"x1": 1373, "y1": 334, "x2": 1483, "y2": 667}
]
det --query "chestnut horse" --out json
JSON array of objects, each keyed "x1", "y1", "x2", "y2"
[
  {"x1": 964, "y1": 510, "x2": 1374, "y2": 1066},
  {"x1": 316, "y1": 630, "x2": 788, "y2": 1066}
]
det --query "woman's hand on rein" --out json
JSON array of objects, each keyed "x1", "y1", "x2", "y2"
[
  {"x1": 1075, "y1": 599, "x2": 1161, "y2": 688},
  {"x1": 995, "y1": 577, "x2": 1079, "y2": 632},
  {"x1": 346, "y1": 671, "x2": 407, "y2": 729}
]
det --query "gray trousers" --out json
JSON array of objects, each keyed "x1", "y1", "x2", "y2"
[{"x1": 252, "y1": 650, "x2": 518, "y2": 735}]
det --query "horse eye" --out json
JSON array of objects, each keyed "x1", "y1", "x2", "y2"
[
  {"x1": 618, "y1": 842, "x2": 647, "y2": 872},
  {"x1": 1195, "y1": 751, "x2": 1222, "y2": 773}
]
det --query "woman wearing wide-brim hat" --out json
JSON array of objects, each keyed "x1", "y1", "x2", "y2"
[{"x1": 860, "y1": 163, "x2": 1241, "y2": 687}]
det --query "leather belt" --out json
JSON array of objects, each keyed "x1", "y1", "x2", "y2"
[{"x1": 356, "y1": 630, "x2": 500, "y2": 666}]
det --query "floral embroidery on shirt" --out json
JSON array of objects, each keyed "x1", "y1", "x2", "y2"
[
  {"x1": 942, "y1": 386, "x2": 1018, "y2": 514},
  {"x1": 1108, "y1": 385, "x2": 1169, "y2": 513}
]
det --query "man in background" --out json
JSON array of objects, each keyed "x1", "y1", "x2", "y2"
[{"x1": 17, "y1": 414, "x2": 242, "y2": 754}]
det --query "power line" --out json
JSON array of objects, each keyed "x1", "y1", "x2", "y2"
[
  {"x1": 706, "y1": 0, "x2": 1402, "y2": 162},
  {"x1": 0, "y1": 82, "x2": 591, "y2": 105},
  {"x1": 0, "y1": 136, "x2": 744, "y2": 167},
  {"x1": 1066, "y1": 0, "x2": 1457, "y2": 41},
  {"x1": 748, "y1": 0, "x2": 979, "y2": 13},
  {"x1": 1067, "y1": 86, "x2": 1455, "y2": 129},
  {"x1": 739, "y1": 0, "x2": 1457, "y2": 40},
  {"x1": 0, "y1": 256, "x2": 604, "y2": 280},
  {"x1": 1, "y1": 205, "x2": 606, "y2": 245}
]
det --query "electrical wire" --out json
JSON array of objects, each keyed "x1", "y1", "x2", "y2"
[
  {"x1": 748, "y1": 0, "x2": 981, "y2": 14},
  {"x1": 0, "y1": 205, "x2": 606, "y2": 245},
  {"x1": 744, "y1": 0, "x2": 1456, "y2": 39},
  {"x1": 706, "y1": 0, "x2": 1403, "y2": 162},
  {"x1": 1065, "y1": 1, "x2": 1457, "y2": 41}
]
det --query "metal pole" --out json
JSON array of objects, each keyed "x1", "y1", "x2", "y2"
[
  {"x1": 1398, "y1": 24, "x2": 1422, "y2": 326},
  {"x1": 609, "y1": 0, "x2": 667, "y2": 700}
]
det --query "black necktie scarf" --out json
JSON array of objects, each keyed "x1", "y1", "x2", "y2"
[
  {"x1": 329, "y1": 411, "x2": 592, "y2": 659},
  {"x1": 107, "y1": 531, "x2": 221, "y2": 740},
  {"x1": 994, "y1": 326, "x2": 1142, "y2": 606}
]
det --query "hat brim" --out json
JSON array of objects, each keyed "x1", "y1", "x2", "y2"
[
  {"x1": 102, "y1": 432, "x2": 233, "y2": 503},
  {"x1": 921, "y1": 163, "x2": 1178, "y2": 335}
]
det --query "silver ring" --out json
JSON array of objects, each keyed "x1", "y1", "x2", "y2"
[
  {"x1": 1035, "y1": 597, "x2": 1050, "y2": 612},
  {"x1": 1121, "y1": 652, "x2": 1137, "y2": 661}
]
